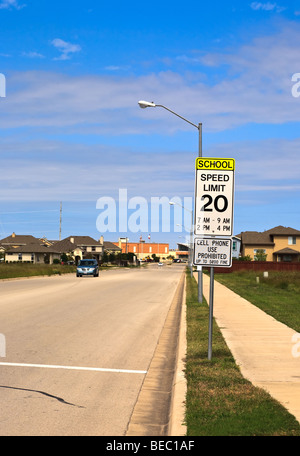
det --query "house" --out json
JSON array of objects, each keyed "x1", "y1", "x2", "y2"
[
  {"x1": 5, "y1": 244, "x2": 61, "y2": 264},
  {"x1": 0, "y1": 233, "x2": 61, "y2": 264},
  {"x1": 51, "y1": 238, "x2": 84, "y2": 263},
  {"x1": 52, "y1": 236, "x2": 103, "y2": 262},
  {"x1": 237, "y1": 226, "x2": 300, "y2": 262},
  {"x1": 0, "y1": 243, "x2": 5, "y2": 261},
  {"x1": 103, "y1": 241, "x2": 122, "y2": 255}
]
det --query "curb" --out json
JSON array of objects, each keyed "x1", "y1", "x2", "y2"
[
  {"x1": 126, "y1": 271, "x2": 186, "y2": 436},
  {"x1": 168, "y1": 273, "x2": 187, "y2": 436}
]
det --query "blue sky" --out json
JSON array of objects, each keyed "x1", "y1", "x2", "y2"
[{"x1": 0, "y1": 0, "x2": 299, "y2": 248}]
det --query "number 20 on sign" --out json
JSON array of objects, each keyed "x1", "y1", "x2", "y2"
[{"x1": 194, "y1": 158, "x2": 235, "y2": 237}]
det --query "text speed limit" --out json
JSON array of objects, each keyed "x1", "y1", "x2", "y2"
[{"x1": 194, "y1": 158, "x2": 235, "y2": 237}]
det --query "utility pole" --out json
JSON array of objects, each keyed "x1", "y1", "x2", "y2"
[{"x1": 59, "y1": 202, "x2": 62, "y2": 241}]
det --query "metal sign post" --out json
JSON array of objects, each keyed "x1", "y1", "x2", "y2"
[
  {"x1": 208, "y1": 268, "x2": 214, "y2": 361},
  {"x1": 193, "y1": 157, "x2": 235, "y2": 360}
]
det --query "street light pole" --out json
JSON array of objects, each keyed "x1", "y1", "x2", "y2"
[
  {"x1": 197, "y1": 123, "x2": 203, "y2": 304},
  {"x1": 170, "y1": 202, "x2": 193, "y2": 277},
  {"x1": 138, "y1": 100, "x2": 203, "y2": 303}
]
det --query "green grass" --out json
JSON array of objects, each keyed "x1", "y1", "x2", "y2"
[
  {"x1": 214, "y1": 271, "x2": 300, "y2": 333},
  {"x1": 185, "y1": 270, "x2": 300, "y2": 436},
  {"x1": 0, "y1": 262, "x2": 76, "y2": 279}
]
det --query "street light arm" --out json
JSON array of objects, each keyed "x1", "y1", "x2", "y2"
[
  {"x1": 138, "y1": 99, "x2": 202, "y2": 156},
  {"x1": 169, "y1": 201, "x2": 192, "y2": 214},
  {"x1": 155, "y1": 104, "x2": 199, "y2": 130},
  {"x1": 138, "y1": 100, "x2": 199, "y2": 130}
]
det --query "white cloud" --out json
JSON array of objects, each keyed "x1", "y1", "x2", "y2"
[
  {"x1": 22, "y1": 51, "x2": 45, "y2": 59},
  {"x1": 250, "y1": 2, "x2": 286, "y2": 13},
  {"x1": 104, "y1": 65, "x2": 130, "y2": 72},
  {"x1": 0, "y1": 21, "x2": 299, "y2": 136},
  {"x1": 0, "y1": 0, "x2": 25, "y2": 10},
  {"x1": 51, "y1": 38, "x2": 81, "y2": 61},
  {"x1": 0, "y1": 136, "x2": 298, "y2": 235},
  {"x1": 0, "y1": 139, "x2": 195, "y2": 202}
]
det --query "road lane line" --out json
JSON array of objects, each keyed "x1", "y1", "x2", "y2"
[{"x1": 0, "y1": 362, "x2": 147, "y2": 374}]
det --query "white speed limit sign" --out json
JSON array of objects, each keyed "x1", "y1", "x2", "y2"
[{"x1": 194, "y1": 157, "x2": 235, "y2": 236}]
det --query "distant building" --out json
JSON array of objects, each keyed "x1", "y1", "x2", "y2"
[
  {"x1": 113, "y1": 238, "x2": 170, "y2": 260},
  {"x1": 176, "y1": 243, "x2": 189, "y2": 261}
]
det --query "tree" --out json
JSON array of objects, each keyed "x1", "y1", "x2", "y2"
[
  {"x1": 61, "y1": 253, "x2": 68, "y2": 263},
  {"x1": 238, "y1": 255, "x2": 252, "y2": 261},
  {"x1": 151, "y1": 253, "x2": 160, "y2": 263},
  {"x1": 254, "y1": 249, "x2": 267, "y2": 261}
]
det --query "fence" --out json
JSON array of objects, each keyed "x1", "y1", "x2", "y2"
[{"x1": 212, "y1": 261, "x2": 300, "y2": 274}]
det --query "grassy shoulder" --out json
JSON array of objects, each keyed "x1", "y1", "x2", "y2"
[
  {"x1": 214, "y1": 270, "x2": 300, "y2": 333},
  {"x1": 0, "y1": 263, "x2": 76, "y2": 279},
  {"x1": 0, "y1": 262, "x2": 143, "y2": 280},
  {"x1": 185, "y1": 270, "x2": 300, "y2": 436}
]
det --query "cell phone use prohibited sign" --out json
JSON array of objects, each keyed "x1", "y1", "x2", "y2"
[
  {"x1": 193, "y1": 237, "x2": 232, "y2": 267},
  {"x1": 194, "y1": 158, "x2": 235, "y2": 236}
]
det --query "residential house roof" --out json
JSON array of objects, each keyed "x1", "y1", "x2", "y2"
[
  {"x1": 51, "y1": 239, "x2": 84, "y2": 253},
  {"x1": 0, "y1": 234, "x2": 41, "y2": 246},
  {"x1": 236, "y1": 226, "x2": 300, "y2": 246},
  {"x1": 60, "y1": 236, "x2": 101, "y2": 246},
  {"x1": 235, "y1": 231, "x2": 275, "y2": 246},
  {"x1": 103, "y1": 241, "x2": 122, "y2": 252},
  {"x1": 273, "y1": 247, "x2": 300, "y2": 255},
  {"x1": 6, "y1": 243, "x2": 61, "y2": 254},
  {"x1": 265, "y1": 225, "x2": 300, "y2": 236}
]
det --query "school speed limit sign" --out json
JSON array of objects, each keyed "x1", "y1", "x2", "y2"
[{"x1": 194, "y1": 158, "x2": 235, "y2": 236}]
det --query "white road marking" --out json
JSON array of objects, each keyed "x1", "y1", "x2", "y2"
[{"x1": 0, "y1": 362, "x2": 147, "y2": 374}]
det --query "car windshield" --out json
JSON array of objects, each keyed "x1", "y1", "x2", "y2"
[{"x1": 78, "y1": 260, "x2": 96, "y2": 266}]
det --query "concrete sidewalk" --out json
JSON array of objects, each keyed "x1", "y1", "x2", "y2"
[{"x1": 194, "y1": 272, "x2": 300, "y2": 424}]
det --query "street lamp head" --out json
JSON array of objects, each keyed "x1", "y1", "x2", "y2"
[{"x1": 138, "y1": 100, "x2": 156, "y2": 109}]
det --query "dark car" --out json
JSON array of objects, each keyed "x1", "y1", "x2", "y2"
[{"x1": 76, "y1": 259, "x2": 99, "y2": 277}]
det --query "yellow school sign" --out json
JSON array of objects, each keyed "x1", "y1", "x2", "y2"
[
  {"x1": 194, "y1": 157, "x2": 235, "y2": 237},
  {"x1": 196, "y1": 158, "x2": 235, "y2": 171}
]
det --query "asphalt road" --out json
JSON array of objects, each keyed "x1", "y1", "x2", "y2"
[{"x1": 0, "y1": 263, "x2": 184, "y2": 436}]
